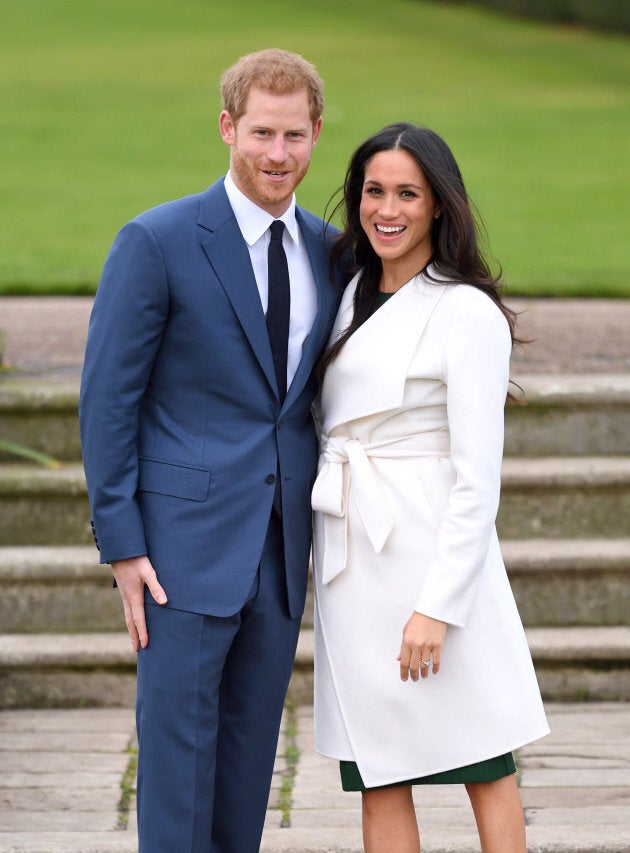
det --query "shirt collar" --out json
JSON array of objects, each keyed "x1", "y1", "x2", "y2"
[{"x1": 224, "y1": 172, "x2": 300, "y2": 246}]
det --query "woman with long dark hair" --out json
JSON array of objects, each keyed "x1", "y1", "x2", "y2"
[{"x1": 311, "y1": 124, "x2": 548, "y2": 852}]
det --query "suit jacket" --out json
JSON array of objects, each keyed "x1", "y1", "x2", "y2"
[
  {"x1": 79, "y1": 178, "x2": 344, "y2": 619},
  {"x1": 311, "y1": 270, "x2": 549, "y2": 785}
]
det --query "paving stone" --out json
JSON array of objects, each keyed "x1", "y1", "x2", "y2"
[
  {"x1": 519, "y1": 744, "x2": 630, "y2": 769},
  {"x1": 0, "y1": 811, "x2": 120, "y2": 832},
  {"x1": 0, "y1": 732, "x2": 131, "y2": 752},
  {"x1": 526, "y1": 805, "x2": 630, "y2": 826},
  {"x1": 0, "y1": 708, "x2": 135, "y2": 733},
  {"x1": 0, "y1": 834, "x2": 138, "y2": 852},
  {"x1": 521, "y1": 786, "x2": 629, "y2": 808},
  {"x1": 0, "y1": 787, "x2": 119, "y2": 813},
  {"x1": 287, "y1": 807, "x2": 363, "y2": 829},
  {"x1": 522, "y1": 703, "x2": 630, "y2": 743},
  {"x1": 0, "y1": 772, "x2": 122, "y2": 790},
  {"x1": 520, "y1": 766, "x2": 630, "y2": 787},
  {"x1": 524, "y1": 824, "x2": 630, "y2": 853},
  {"x1": 0, "y1": 751, "x2": 129, "y2": 774}
]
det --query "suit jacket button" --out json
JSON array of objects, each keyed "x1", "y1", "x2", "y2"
[{"x1": 265, "y1": 474, "x2": 276, "y2": 484}]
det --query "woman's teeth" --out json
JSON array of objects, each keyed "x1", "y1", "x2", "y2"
[{"x1": 376, "y1": 224, "x2": 405, "y2": 233}]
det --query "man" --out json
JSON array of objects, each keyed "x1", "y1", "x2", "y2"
[{"x1": 79, "y1": 49, "x2": 346, "y2": 852}]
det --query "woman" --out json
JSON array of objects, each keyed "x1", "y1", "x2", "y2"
[{"x1": 311, "y1": 124, "x2": 549, "y2": 852}]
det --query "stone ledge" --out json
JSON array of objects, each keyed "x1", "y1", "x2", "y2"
[
  {"x1": 515, "y1": 374, "x2": 630, "y2": 407},
  {"x1": 3, "y1": 373, "x2": 630, "y2": 409},
  {"x1": 1, "y1": 627, "x2": 629, "y2": 672},
  {"x1": 0, "y1": 546, "x2": 102, "y2": 582},
  {"x1": 0, "y1": 633, "x2": 135, "y2": 669},
  {"x1": 501, "y1": 456, "x2": 630, "y2": 488},
  {"x1": 502, "y1": 539, "x2": 630, "y2": 574}
]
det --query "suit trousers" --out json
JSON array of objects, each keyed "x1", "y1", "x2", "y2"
[{"x1": 135, "y1": 513, "x2": 301, "y2": 852}]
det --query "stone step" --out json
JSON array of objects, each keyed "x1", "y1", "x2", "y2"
[
  {"x1": 1, "y1": 627, "x2": 629, "y2": 708},
  {"x1": 2, "y1": 375, "x2": 629, "y2": 462},
  {"x1": 505, "y1": 374, "x2": 630, "y2": 456},
  {"x1": 0, "y1": 634, "x2": 136, "y2": 709},
  {"x1": 0, "y1": 380, "x2": 82, "y2": 462},
  {"x1": 0, "y1": 547, "x2": 119, "y2": 633},
  {"x1": 2, "y1": 457, "x2": 630, "y2": 546},
  {"x1": 0, "y1": 464, "x2": 91, "y2": 545},
  {"x1": 502, "y1": 539, "x2": 630, "y2": 627},
  {"x1": 3, "y1": 540, "x2": 628, "y2": 634},
  {"x1": 497, "y1": 456, "x2": 630, "y2": 539}
]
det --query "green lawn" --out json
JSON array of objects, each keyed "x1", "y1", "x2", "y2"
[{"x1": 1, "y1": 0, "x2": 628, "y2": 295}]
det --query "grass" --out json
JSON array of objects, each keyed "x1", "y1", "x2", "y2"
[
  {"x1": 278, "y1": 699, "x2": 299, "y2": 828},
  {"x1": 0, "y1": 0, "x2": 628, "y2": 295},
  {"x1": 117, "y1": 745, "x2": 138, "y2": 830}
]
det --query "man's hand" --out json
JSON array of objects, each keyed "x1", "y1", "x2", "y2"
[
  {"x1": 111, "y1": 556, "x2": 167, "y2": 651},
  {"x1": 398, "y1": 612, "x2": 446, "y2": 682}
]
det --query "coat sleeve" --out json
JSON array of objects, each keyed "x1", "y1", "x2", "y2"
[
  {"x1": 78, "y1": 219, "x2": 170, "y2": 563},
  {"x1": 413, "y1": 289, "x2": 512, "y2": 626}
]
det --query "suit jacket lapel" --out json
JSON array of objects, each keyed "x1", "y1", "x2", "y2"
[
  {"x1": 198, "y1": 182, "x2": 336, "y2": 407},
  {"x1": 283, "y1": 209, "x2": 335, "y2": 408},
  {"x1": 198, "y1": 180, "x2": 278, "y2": 396}
]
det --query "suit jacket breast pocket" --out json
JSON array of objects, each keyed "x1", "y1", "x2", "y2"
[{"x1": 137, "y1": 457, "x2": 211, "y2": 501}]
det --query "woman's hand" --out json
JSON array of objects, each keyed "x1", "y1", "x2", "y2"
[{"x1": 398, "y1": 612, "x2": 446, "y2": 682}]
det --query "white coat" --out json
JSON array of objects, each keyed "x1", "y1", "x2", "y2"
[{"x1": 311, "y1": 269, "x2": 549, "y2": 788}]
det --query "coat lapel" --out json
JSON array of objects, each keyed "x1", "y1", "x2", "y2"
[
  {"x1": 321, "y1": 271, "x2": 448, "y2": 433},
  {"x1": 198, "y1": 180, "x2": 278, "y2": 396}
]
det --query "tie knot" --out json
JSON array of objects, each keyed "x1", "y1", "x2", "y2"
[{"x1": 270, "y1": 220, "x2": 285, "y2": 241}]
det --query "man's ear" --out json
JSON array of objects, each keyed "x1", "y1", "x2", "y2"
[
  {"x1": 219, "y1": 110, "x2": 236, "y2": 145},
  {"x1": 312, "y1": 117, "x2": 323, "y2": 147}
]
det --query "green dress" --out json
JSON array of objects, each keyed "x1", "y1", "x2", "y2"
[
  {"x1": 339, "y1": 290, "x2": 517, "y2": 793},
  {"x1": 340, "y1": 753, "x2": 516, "y2": 792}
]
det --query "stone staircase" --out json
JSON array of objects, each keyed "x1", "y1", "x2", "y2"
[{"x1": 0, "y1": 375, "x2": 629, "y2": 707}]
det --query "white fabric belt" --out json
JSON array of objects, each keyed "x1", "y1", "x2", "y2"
[{"x1": 312, "y1": 432, "x2": 450, "y2": 584}]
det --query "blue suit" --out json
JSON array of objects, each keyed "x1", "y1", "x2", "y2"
[{"x1": 79, "y1": 178, "x2": 345, "y2": 851}]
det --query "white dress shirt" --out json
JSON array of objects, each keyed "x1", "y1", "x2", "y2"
[{"x1": 223, "y1": 172, "x2": 318, "y2": 390}]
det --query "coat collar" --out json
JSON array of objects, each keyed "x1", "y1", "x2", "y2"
[
  {"x1": 198, "y1": 179, "x2": 335, "y2": 408},
  {"x1": 320, "y1": 269, "x2": 448, "y2": 432}
]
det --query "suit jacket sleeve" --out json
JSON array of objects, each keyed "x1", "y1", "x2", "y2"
[
  {"x1": 413, "y1": 289, "x2": 512, "y2": 626},
  {"x1": 79, "y1": 219, "x2": 169, "y2": 563}
]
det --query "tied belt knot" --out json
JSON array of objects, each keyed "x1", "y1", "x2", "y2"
[{"x1": 311, "y1": 432, "x2": 449, "y2": 584}]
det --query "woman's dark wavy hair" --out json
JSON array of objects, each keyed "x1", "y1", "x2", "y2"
[{"x1": 321, "y1": 123, "x2": 522, "y2": 395}]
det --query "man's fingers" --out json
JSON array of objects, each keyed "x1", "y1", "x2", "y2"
[
  {"x1": 129, "y1": 598, "x2": 149, "y2": 650},
  {"x1": 112, "y1": 557, "x2": 167, "y2": 648},
  {"x1": 121, "y1": 598, "x2": 141, "y2": 653},
  {"x1": 144, "y1": 574, "x2": 168, "y2": 606}
]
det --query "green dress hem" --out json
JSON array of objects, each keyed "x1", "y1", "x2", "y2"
[{"x1": 340, "y1": 752, "x2": 516, "y2": 792}]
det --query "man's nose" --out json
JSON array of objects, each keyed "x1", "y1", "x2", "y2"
[{"x1": 267, "y1": 136, "x2": 289, "y2": 163}]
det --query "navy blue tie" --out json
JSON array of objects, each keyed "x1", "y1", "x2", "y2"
[
  {"x1": 267, "y1": 220, "x2": 290, "y2": 517},
  {"x1": 266, "y1": 220, "x2": 290, "y2": 402}
]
